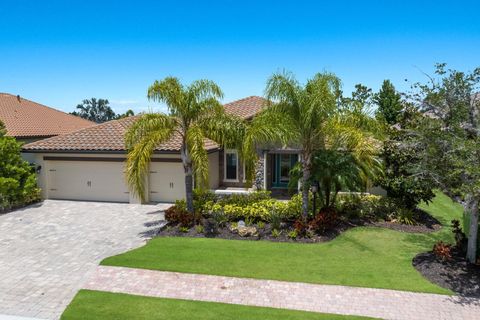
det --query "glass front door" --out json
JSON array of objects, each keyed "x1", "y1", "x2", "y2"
[{"x1": 272, "y1": 153, "x2": 298, "y2": 188}]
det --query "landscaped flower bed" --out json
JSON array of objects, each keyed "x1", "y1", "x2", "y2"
[
  {"x1": 158, "y1": 190, "x2": 441, "y2": 243},
  {"x1": 413, "y1": 219, "x2": 480, "y2": 296}
]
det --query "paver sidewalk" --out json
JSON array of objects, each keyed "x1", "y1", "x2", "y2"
[{"x1": 85, "y1": 266, "x2": 480, "y2": 320}]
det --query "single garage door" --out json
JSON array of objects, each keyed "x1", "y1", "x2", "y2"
[
  {"x1": 47, "y1": 160, "x2": 129, "y2": 202},
  {"x1": 149, "y1": 162, "x2": 185, "y2": 203}
]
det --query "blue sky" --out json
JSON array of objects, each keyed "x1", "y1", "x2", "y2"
[{"x1": 1, "y1": 0, "x2": 479, "y2": 114}]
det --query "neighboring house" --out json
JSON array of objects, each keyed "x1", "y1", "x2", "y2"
[
  {"x1": 0, "y1": 93, "x2": 95, "y2": 143},
  {"x1": 22, "y1": 96, "x2": 301, "y2": 203}
]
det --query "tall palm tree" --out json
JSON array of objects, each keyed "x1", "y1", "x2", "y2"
[
  {"x1": 264, "y1": 71, "x2": 381, "y2": 219},
  {"x1": 263, "y1": 72, "x2": 341, "y2": 219},
  {"x1": 125, "y1": 77, "x2": 242, "y2": 213}
]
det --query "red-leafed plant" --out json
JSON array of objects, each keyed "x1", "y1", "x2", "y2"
[
  {"x1": 309, "y1": 207, "x2": 338, "y2": 234},
  {"x1": 433, "y1": 241, "x2": 452, "y2": 261}
]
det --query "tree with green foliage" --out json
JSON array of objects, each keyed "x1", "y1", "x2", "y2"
[
  {"x1": 412, "y1": 63, "x2": 480, "y2": 263},
  {"x1": 263, "y1": 73, "x2": 381, "y2": 219},
  {"x1": 377, "y1": 105, "x2": 435, "y2": 209},
  {"x1": 0, "y1": 134, "x2": 40, "y2": 210},
  {"x1": 71, "y1": 98, "x2": 116, "y2": 123},
  {"x1": 125, "y1": 77, "x2": 244, "y2": 213},
  {"x1": 374, "y1": 80, "x2": 403, "y2": 125},
  {"x1": 116, "y1": 109, "x2": 135, "y2": 119},
  {"x1": 0, "y1": 120, "x2": 6, "y2": 137}
]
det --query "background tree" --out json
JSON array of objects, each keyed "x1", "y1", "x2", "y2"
[
  {"x1": 412, "y1": 63, "x2": 480, "y2": 263},
  {"x1": 0, "y1": 120, "x2": 6, "y2": 137},
  {"x1": 125, "y1": 77, "x2": 242, "y2": 213},
  {"x1": 375, "y1": 80, "x2": 403, "y2": 125},
  {"x1": 0, "y1": 134, "x2": 40, "y2": 211},
  {"x1": 71, "y1": 98, "x2": 116, "y2": 123},
  {"x1": 377, "y1": 105, "x2": 435, "y2": 209},
  {"x1": 116, "y1": 109, "x2": 135, "y2": 119}
]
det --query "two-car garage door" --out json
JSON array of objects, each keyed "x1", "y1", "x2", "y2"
[
  {"x1": 45, "y1": 158, "x2": 186, "y2": 203},
  {"x1": 47, "y1": 161, "x2": 130, "y2": 202}
]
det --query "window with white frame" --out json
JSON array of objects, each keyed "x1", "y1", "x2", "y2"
[{"x1": 224, "y1": 149, "x2": 238, "y2": 181}]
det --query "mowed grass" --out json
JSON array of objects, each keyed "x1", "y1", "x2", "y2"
[
  {"x1": 61, "y1": 290, "x2": 373, "y2": 320},
  {"x1": 102, "y1": 192, "x2": 462, "y2": 294}
]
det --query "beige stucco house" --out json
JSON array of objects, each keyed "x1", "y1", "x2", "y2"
[{"x1": 22, "y1": 96, "x2": 302, "y2": 203}]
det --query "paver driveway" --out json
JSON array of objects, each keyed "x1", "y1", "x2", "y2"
[{"x1": 0, "y1": 200, "x2": 169, "y2": 320}]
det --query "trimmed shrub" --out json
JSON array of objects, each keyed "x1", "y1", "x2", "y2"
[
  {"x1": 164, "y1": 204, "x2": 199, "y2": 227},
  {"x1": 337, "y1": 194, "x2": 384, "y2": 219},
  {"x1": 203, "y1": 198, "x2": 295, "y2": 222}
]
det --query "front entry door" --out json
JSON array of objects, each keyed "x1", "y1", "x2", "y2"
[{"x1": 272, "y1": 154, "x2": 298, "y2": 188}]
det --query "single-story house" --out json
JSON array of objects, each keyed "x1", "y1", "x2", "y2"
[
  {"x1": 22, "y1": 96, "x2": 302, "y2": 203},
  {"x1": 0, "y1": 93, "x2": 95, "y2": 143},
  {"x1": 0, "y1": 93, "x2": 95, "y2": 162}
]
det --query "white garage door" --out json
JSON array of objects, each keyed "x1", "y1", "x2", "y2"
[
  {"x1": 149, "y1": 162, "x2": 185, "y2": 203},
  {"x1": 47, "y1": 160, "x2": 129, "y2": 202}
]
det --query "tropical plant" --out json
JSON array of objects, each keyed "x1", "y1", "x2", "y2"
[
  {"x1": 291, "y1": 149, "x2": 382, "y2": 209},
  {"x1": 433, "y1": 241, "x2": 452, "y2": 261},
  {"x1": 195, "y1": 225, "x2": 204, "y2": 234},
  {"x1": 265, "y1": 74, "x2": 382, "y2": 218},
  {"x1": 287, "y1": 229, "x2": 298, "y2": 240},
  {"x1": 71, "y1": 98, "x2": 116, "y2": 123},
  {"x1": 125, "y1": 77, "x2": 242, "y2": 213},
  {"x1": 271, "y1": 229, "x2": 281, "y2": 238}
]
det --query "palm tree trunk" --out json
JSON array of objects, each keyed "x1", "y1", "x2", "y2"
[
  {"x1": 466, "y1": 195, "x2": 479, "y2": 264},
  {"x1": 301, "y1": 152, "x2": 311, "y2": 220},
  {"x1": 181, "y1": 143, "x2": 194, "y2": 214}
]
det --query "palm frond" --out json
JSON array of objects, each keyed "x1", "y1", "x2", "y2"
[
  {"x1": 186, "y1": 125, "x2": 209, "y2": 189},
  {"x1": 148, "y1": 77, "x2": 185, "y2": 116},
  {"x1": 125, "y1": 113, "x2": 178, "y2": 149},
  {"x1": 125, "y1": 114, "x2": 177, "y2": 201}
]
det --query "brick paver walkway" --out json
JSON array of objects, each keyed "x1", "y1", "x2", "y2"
[{"x1": 86, "y1": 266, "x2": 480, "y2": 320}]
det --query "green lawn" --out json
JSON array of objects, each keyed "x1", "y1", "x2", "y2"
[
  {"x1": 61, "y1": 290, "x2": 373, "y2": 320},
  {"x1": 102, "y1": 192, "x2": 462, "y2": 294}
]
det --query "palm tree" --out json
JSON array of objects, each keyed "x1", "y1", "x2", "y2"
[
  {"x1": 263, "y1": 72, "x2": 341, "y2": 219},
  {"x1": 125, "y1": 77, "x2": 242, "y2": 213},
  {"x1": 264, "y1": 71, "x2": 381, "y2": 219}
]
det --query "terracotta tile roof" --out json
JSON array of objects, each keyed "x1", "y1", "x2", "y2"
[
  {"x1": 224, "y1": 96, "x2": 267, "y2": 119},
  {"x1": 22, "y1": 96, "x2": 265, "y2": 153},
  {"x1": 0, "y1": 93, "x2": 95, "y2": 138}
]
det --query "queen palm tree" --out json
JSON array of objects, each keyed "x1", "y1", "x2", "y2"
[
  {"x1": 264, "y1": 71, "x2": 381, "y2": 219},
  {"x1": 125, "y1": 77, "x2": 242, "y2": 213}
]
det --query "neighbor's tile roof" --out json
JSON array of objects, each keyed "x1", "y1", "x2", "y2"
[
  {"x1": 224, "y1": 96, "x2": 267, "y2": 119},
  {"x1": 0, "y1": 93, "x2": 95, "y2": 138},
  {"x1": 22, "y1": 96, "x2": 265, "y2": 153}
]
